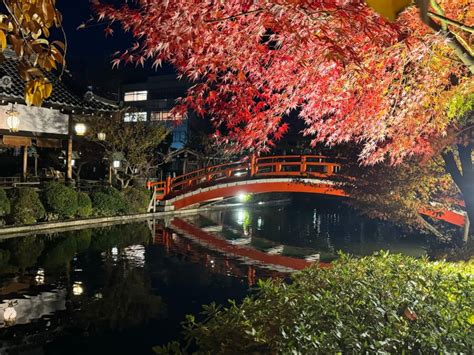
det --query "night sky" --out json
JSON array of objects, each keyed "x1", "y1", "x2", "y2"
[{"x1": 57, "y1": 1, "x2": 173, "y2": 96}]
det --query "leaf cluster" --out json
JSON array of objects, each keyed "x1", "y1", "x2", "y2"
[
  {"x1": 0, "y1": 0, "x2": 65, "y2": 106},
  {"x1": 42, "y1": 181, "x2": 78, "y2": 219},
  {"x1": 158, "y1": 253, "x2": 474, "y2": 354},
  {"x1": 10, "y1": 187, "x2": 45, "y2": 225}
]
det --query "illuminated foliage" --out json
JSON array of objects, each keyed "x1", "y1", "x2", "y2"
[
  {"x1": 0, "y1": 0, "x2": 65, "y2": 106},
  {"x1": 86, "y1": 113, "x2": 169, "y2": 189},
  {"x1": 156, "y1": 253, "x2": 474, "y2": 354},
  {"x1": 95, "y1": 0, "x2": 472, "y2": 164}
]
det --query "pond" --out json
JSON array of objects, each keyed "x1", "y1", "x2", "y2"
[{"x1": 0, "y1": 195, "x2": 433, "y2": 354}]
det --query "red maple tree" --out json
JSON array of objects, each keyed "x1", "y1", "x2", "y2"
[{"x1": 94, "y1": 0, "x2": 473, "y2": 235}]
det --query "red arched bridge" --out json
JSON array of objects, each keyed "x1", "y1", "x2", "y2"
[{"x1": 147, "y1": 155, "x2": 466, "y2": 227}]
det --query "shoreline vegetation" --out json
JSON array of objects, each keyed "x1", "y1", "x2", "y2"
[
  {"x1": 155, "y1": 252, "x2": 474, "y2": 354},
  {"x1": 0, "y1": 183, "x2": 151, "y2": 230}
]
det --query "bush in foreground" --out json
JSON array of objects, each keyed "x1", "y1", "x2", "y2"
[
  {"x1": 77, "y1": 192, "x2": 93, "y2": 218},
  {"x1": 91, "y1": 187, "x2": 128, "y2": 216},
  {"x1": 42, "y1": 182, "x2": 78, "y2": 219},
  {"x1": 122, "y1": 187, "x2": 150, "y2": 214},
  {"x1": 10, "y1": 188, "x2": 45, "y2": 225},
  {"x1": 156, "y1": 253, "x2": 474, "y2": 354}
]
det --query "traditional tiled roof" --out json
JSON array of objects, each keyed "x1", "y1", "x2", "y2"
[{"x1": 0, "y1": 50, "x2": 119, "y2": 112}]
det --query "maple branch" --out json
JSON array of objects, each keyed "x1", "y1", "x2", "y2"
[
  {"x1": 416, "y1": 214, "x2": 449, "y2": 241},
  {"x1": 204, "y1": 8, "x2": 264, "y2": 23},
  {"x1": 442, "y1": 150, "x2": 463, "y2": 186},
  {"x1": 457, "y1": 143, "x2": 473, "y2": 178},
  {"x1": 427, "y1": 12, "x2": 474, "y2": 34},
  {"x1": 422, "y1": 16, "x2": 474, "y2": 74},
  {"x1": 426, "y1": 1, "x2": 474, "y2": 72}
]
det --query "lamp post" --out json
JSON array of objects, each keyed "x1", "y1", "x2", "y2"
[{"x1": 67, "y1": 119, "x2": 88, "y2": 183}]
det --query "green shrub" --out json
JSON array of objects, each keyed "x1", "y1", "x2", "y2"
[
  {"x1": 11, "y1": 188, "x2": 45, "y2": 225},
  {"x1": 122, "y1": 187, "x2": 150, "y2": 214},
  {"x1": 77, "y1": 192, "x2": 93, "y2": 218},
  {"x1": 91, "y1": 187, "x2": 128, "y2": 216},
  {"x1": 156, "y1": 253, "x2": 474, "y2": 354},
  {"x1": 0, "y1": 188, "x2": 10, "y2": 219},
  {"x1": 42, "y1": 181, "x2": 78, "y2": 219}
]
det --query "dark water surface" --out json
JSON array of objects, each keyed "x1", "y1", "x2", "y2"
[{"x1": 0, "y1": 195, "x2": 431, "y2": 354}]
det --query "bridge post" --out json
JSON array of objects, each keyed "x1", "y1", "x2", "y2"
[
  {"x1": 166, "y1": 175, "x2": 172, "y2": 195},
  {"x1": 300, "y1": 156, "x2": 307, "y2": 173},
  {"x1": 250, "y1": 154, "x2": 257, "y2": 177}
]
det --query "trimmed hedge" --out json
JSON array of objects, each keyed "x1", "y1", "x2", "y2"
[
  {"x1": 91, "y1": 187, "x2": 129, "y2": 216},
  {"x1": 77, "y1": 192, "x2": 93, "y2": 218},
  {"x1": 43, "y1": 182, "x2": 78, "y2": 219},
  {"x1": 156, "y1": 253, "x2": 474, "y2": 354},
  {"x1": 10, "y1": 188, "x2": 45, "y2": 225},
  {"x1": 122, "y1": 187, "x2": 150, "y2": 214},
  {"x1": 0, "y1": 188, "x2": 10, "y2": 222},
  {"x1": 0, "y1": 183, "x2": 152, "y2": 226}
]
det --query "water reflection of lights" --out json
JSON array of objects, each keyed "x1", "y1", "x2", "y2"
[
  {"x1": 266, "y1": 245, "x2": 284, "y2": 255},
  {"x1": 236, "y1": 209, "x2": 247, "y2": 225},
  {"x1": 3, "y1": 301, "x2": 17, "y2": 326},
  {"x1": 229, "y1": 238, "x2": 252, "y2": 246},
  {"x1": 35, "y1": 269, "x2": 45, "y2": 285},
  {"x1": 123, "y1": 245, "x2": 145, "y2": 267},
  {"x1": 111, "y1": 247, "x2": 119, "y2": 256},
  {"x1": 72, "y1": 282, "x2": 84, "y2": 296},
  {"x1": 1, "y1": 290, "x2": 67, "y2": 327},
  {"x1": 305, "y1": 254, "x2": 321, "y2": 262}
]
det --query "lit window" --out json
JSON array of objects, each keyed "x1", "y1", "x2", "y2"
[
  {"x1": 124, "y1": 112, "x2": 147, "y2": 122},
  {"x1": 124, "y1": 91, "x2": 148, "y2": 102},
  {"x1": 151, "y1": 111, "x2": 184, "y2": 121}
]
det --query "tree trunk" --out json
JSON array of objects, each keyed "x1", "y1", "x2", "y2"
[{"x1": 442, "y1": 144, "x2": 473, "y2": 240}]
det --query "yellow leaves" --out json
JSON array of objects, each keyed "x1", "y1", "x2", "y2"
[
  {"x1": 0, "y1": 30, "x2": 6, "y2": 50},
  {"x1": 25, "y1": 78, "x2": 53, "y2": 106},
  {"x1": 365, "y1": 0, "x2": 413, "y2": 21},
  {"x1": 0, "y1": 0, "x2": 66, "y2": 106},
  {"x1": 468, "y1": 314, "x2": 474, "y2": 325}
]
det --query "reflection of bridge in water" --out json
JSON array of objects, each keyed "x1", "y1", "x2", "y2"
[
  {"x1": 152, "y1": 217, "x2": 326, "y2": 286},
  {"x1": 148, "y1": 155, "x2": 466, "y2": 227}
]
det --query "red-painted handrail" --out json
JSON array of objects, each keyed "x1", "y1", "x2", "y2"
[{"x1": 148, "y1": 155, "x2": 342, "y2": 200}]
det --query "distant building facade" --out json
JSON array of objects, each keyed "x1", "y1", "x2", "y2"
[{"x1": 121, "y1": 75, "x2": 190, "y2": 150}]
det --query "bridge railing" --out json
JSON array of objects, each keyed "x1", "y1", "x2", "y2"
[{"x1": 148, "y1": 155, "x2": 343, "y2": 201}]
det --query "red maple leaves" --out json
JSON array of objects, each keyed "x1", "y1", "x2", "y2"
[{"x1": 94, "y1": 0, "x2": 471, "y2": 163}]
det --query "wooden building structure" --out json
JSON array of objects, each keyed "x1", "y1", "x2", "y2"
[{"x1": 0, "y1": 50, "x2": 118, "y2": 183}]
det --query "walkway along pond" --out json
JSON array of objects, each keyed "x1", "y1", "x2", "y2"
[{"x1": 0, "y1": 195, "x2": 457, "y2": 354}]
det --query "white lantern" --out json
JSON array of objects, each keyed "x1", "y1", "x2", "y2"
[
  {"x1": 113, "y1": 160, "x2": 121, "y2": 169},
  {"x1": 3, "y1": 302, "x2": 17, "y2": 325},
  {"x1": 74, "y1": 123, "x2": 87, "y2": 136},
  {"x1": 6, "y1": 105, "x2": 20, "y2": 132},
  {"x1": 97, "y1": 132, "x2": 106, "y2": 141}
]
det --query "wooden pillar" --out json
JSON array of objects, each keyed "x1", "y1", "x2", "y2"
[
  {"x1": 250, "y1": 154, "x2": 257, "y2": 177},
  {"x1": 22, "y1": 146, "x2": 28, "y2": 181},
  {"x1": 66, "y1": 115, "x2": 73, "y2": 182},
  {"x1": 34, "y1": 155, "x2": 38, "y2": 177},
  {"x1": 108, "y1": 164, "x2": 113, "y2": 185}
]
